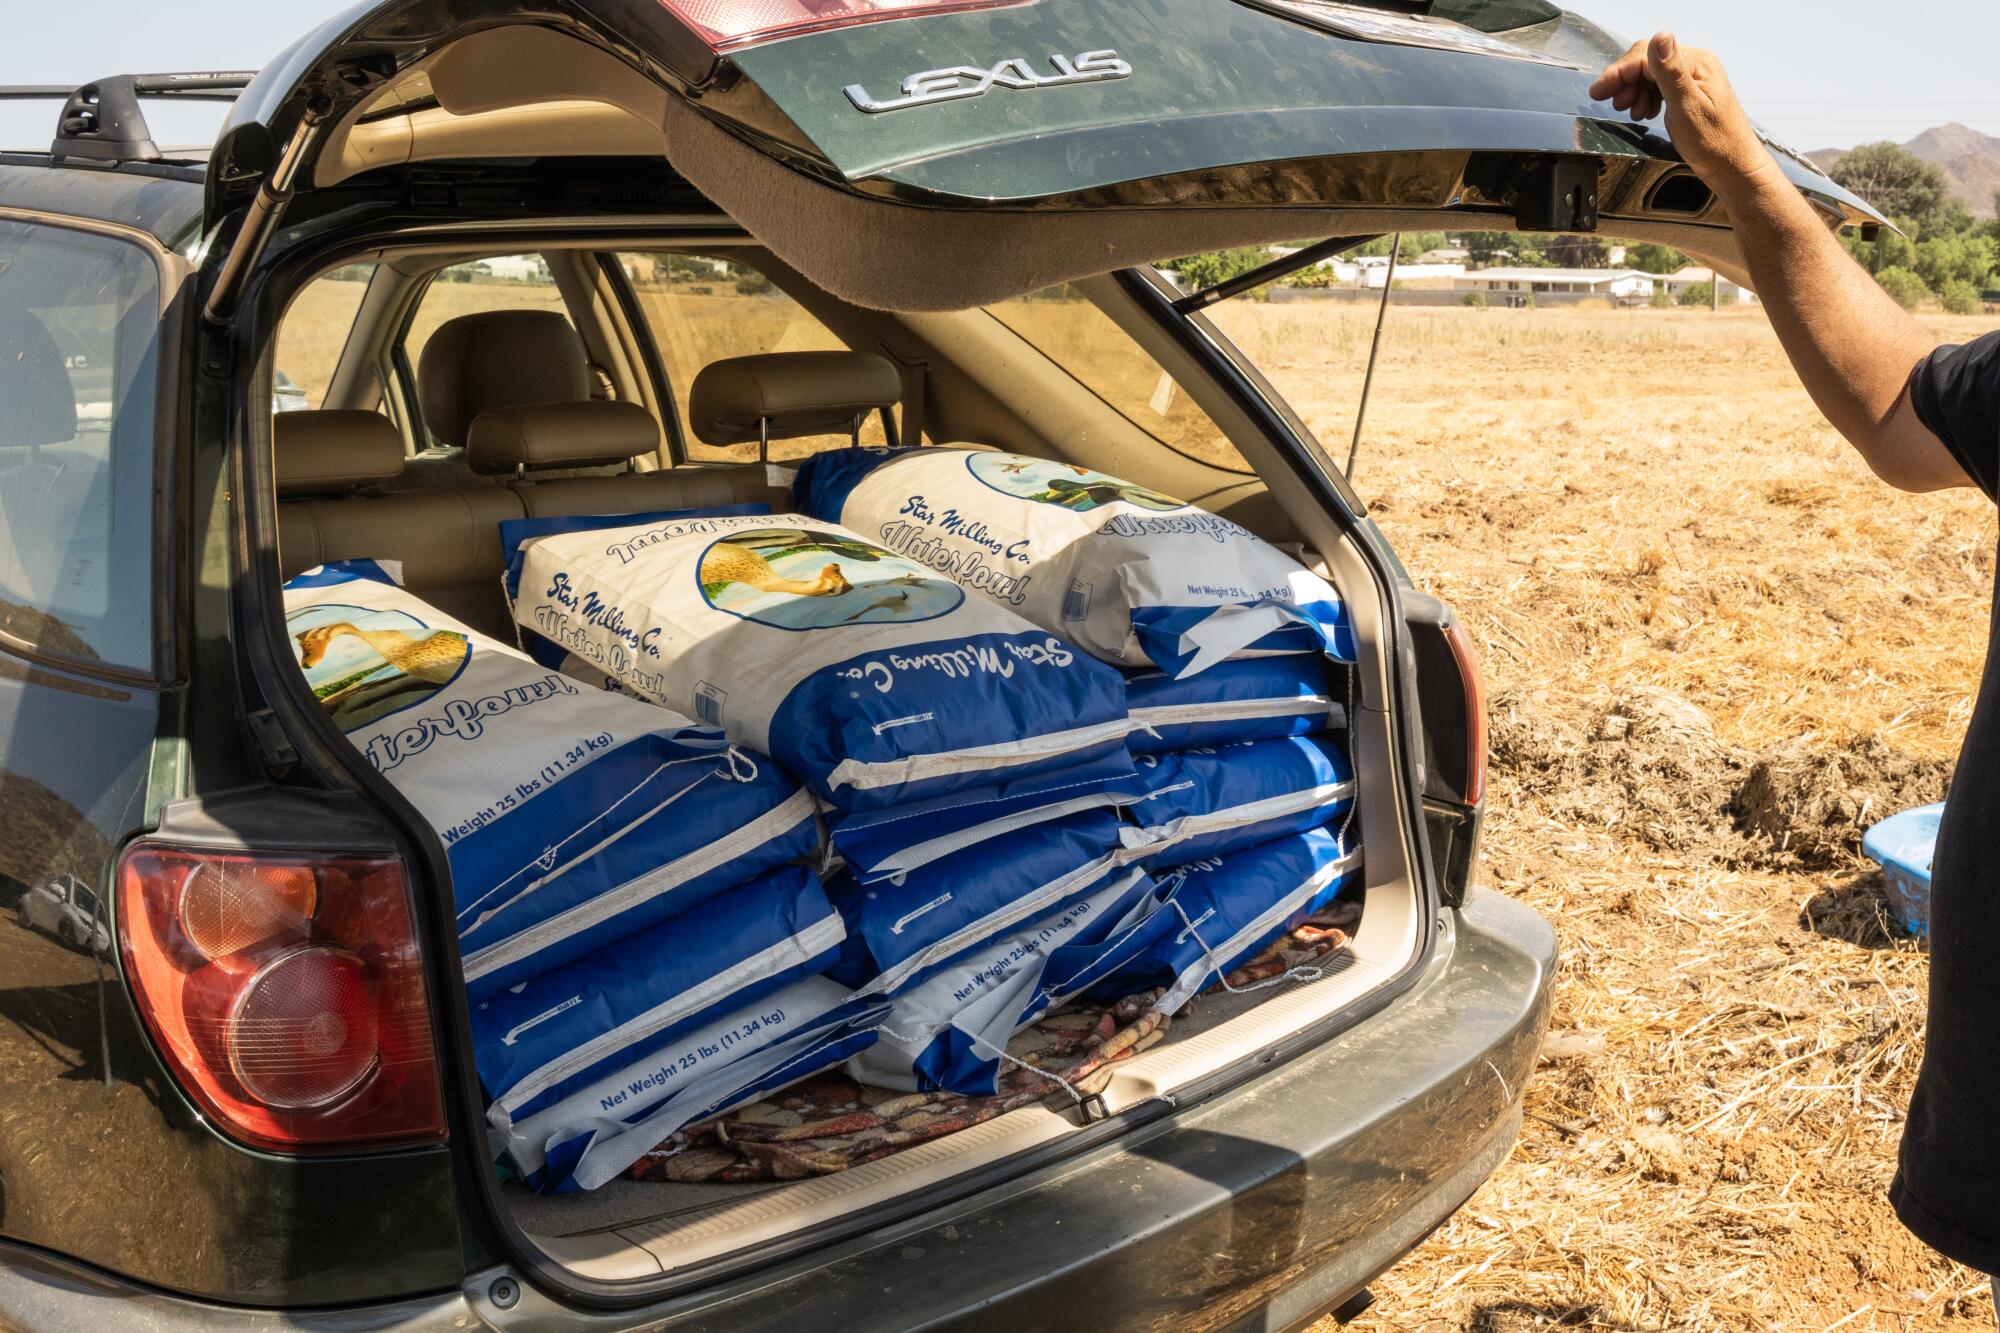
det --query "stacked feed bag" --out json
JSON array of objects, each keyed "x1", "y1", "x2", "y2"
[
  {"x1": 283, "y1": 561, "x2": 817, "y2": 999},
  {"x1": 1117, "y1": 734, "x2": 1355, "y2": 869},
  {"x1": 476, "y1": 867, "x2": 887, "y2": 1192},
  {"x1": 826, "y1": 810, "x2": 1159, "y2": 1096},
  {"x1": 1062, "y1": 827, "x2": 1364, "y2": 1017},
  {"x1": 509, "y1": 509, "x2": 1140, "y2": 877},
  {"x1": 1125, "y1": 657, "x2": 1343, "y2": 754},
  {"x1": 794, "y1": 447, "x2": 1355, "y2": 679},
  {"x1": 284, "y1": 562, "x2": 863, "y2": 1193}
]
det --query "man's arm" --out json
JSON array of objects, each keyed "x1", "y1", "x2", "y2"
[{"x1": 1591, "y1": 33, "x2": 1967, "y2": 493}]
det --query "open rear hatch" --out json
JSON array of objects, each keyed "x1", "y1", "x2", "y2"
[
  {"x1": 203, "y1": 0, "x2": 1883, "y2": 314},
  {"x1": 208, "y1": 0, "x2": 1882, "y2": 1301}
]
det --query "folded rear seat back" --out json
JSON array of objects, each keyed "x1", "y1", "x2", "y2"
[{"x1": 273, "y1": 409, "x2": 528, "y2": 640}]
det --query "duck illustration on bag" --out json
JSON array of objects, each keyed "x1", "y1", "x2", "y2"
[
  {"x1": 699, "y1": 541, "x2": 852, "y2": 598},
  {"x1": 297, "y1": 622, "x2": 470, "y2": 683},
  {"x1": 289, "y1": 608, "x2": 473, "y2": 731},
  {"x1": 968, "y1": 452, "x2": 1183, "y2": 513},
  {"x1": 697, "y1": 526, "x2": 965, "y2": 631}
]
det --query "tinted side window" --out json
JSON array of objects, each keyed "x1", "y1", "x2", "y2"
[
  {"x1": 0, "y1": 220, "x2": 160, "y2": 670},
  {"x1": 987, "y1": 284, "x2": 1253, "y2": 475},
  {"x1": 616, "y1": 251, "x2": 889, "y2": 463},
  {"x1": 274, "y1": 263, "x2": 377, "y2": 411}
]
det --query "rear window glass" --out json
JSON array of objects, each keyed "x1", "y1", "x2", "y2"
[
  {"x1": 274, "y1": 263, "x2": 376, "y2": 411},
  {"x1": 0, "y1": 220, "x2": 160, "y2": 671},
  {"x1": 616, "y1": 251, "x2": 890, "y2": 463},
  {"x1": 986, "y1": 285, "x2": 1253, "y2": 475}
]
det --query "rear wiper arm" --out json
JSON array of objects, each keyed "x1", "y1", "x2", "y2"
[{"x1": 1171, "y1": 234, "x2": 1385, "y2": 313}]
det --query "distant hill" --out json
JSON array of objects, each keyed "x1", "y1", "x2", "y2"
[{"x1": 1809, "y1": 123, "x2": 2000, "y2": 219}]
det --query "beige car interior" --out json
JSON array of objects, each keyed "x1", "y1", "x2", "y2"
[{"x1": 272, "y1": 57, "x2": 1443, "y2": 1257}]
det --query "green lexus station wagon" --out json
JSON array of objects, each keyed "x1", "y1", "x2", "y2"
[{"x1": 0, "y1": 1, "x2": 1881, "y2": 1328}]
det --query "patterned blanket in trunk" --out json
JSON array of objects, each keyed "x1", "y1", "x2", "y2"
[{"x1": 627, "y1": 901, "x2": 1363, "y2": 1185}]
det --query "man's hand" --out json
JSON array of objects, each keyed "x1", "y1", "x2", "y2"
[
  {"x1": 1589, "y1": 32, "x2": 1780, "y2": 199},
  {"x1": 1589, "y1": 34, "x2": 1960, "y2": 493}
]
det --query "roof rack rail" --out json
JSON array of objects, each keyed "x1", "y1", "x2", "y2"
[{"x1": 0, "y1": 72, "x2": 256, "y2": 165}]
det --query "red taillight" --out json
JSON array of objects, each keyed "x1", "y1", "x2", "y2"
[
  {"x1": 118, "y1": 846, "x2": 446, "y2": 1152},
  {"x1": 1442, "y1": 618, "x2": 1489, "y2": 806},
  {"x1": 659, "y1": 0, "x2": 1030, "y2": 51}
]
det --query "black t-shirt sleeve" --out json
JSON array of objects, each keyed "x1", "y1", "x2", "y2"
[{"x1": 1910, "y1": 331, "x2": 2000, "y2": 501}]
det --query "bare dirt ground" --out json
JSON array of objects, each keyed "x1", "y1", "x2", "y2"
[{"x1": 1253, "y1": 304, "x2": 1999, "y2": 1332}]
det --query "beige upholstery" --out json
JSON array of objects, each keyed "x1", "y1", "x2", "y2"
[
  {"x1": 509, "y1": 466, "x2": 791, "y2": 519},
  {"x1": 277, "y1": 486, "x2": 527, "y2": 638},
  {"x1": 277, "y1": 462, "x2": 792, "y2": 637},
  {"x1": 417, "y1": 310, "x2": 590, "y2": 447},
  {"x1": 274, "y1": 411, "x2": 405, "y2": 497},
  {"x1": 688, "y1": 351, "x2": 901, "y2": 445},
  {"x1": 466, "y1": 400, "x2": 659, "y2": 476}
]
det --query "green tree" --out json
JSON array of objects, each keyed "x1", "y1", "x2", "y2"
[
  {"x1": 1625, "y1": 243, "x2": 1688, "y2": 274},
  {"x1": 1649, "y1": 285, "x2": 1674, "y2": 309},
  {"x1": 1461, "y1": 232, "x2": 1514, "y2": 266},
  {"x1": 1546, "y1": 234, "x2": 1612, "y2": 268},
  {"x1": 1674, "y1": 282, "x2": 1714, "y2": 307},
  {"x1": 1172, "y1": 247, "x2": 1273, "y2": 290},
  {"x1": 1874, "y1": 265, "x2": 1933, "y2": 309},
  {"x1": 1940, "y1": 279, "x2": 1984, "y2": 315},
  {"x1": 1831, "y1": 143, "x2": 1958, "y2": 237}
]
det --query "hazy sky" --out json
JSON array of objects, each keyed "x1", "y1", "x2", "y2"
[{"x1": 2, "y1": 1, "x2": 1994, "y2": 154}]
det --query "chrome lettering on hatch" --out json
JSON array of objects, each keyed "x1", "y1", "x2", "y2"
[{"x1": 844, "y1": 50, "x2": 1132, "y2": 115}]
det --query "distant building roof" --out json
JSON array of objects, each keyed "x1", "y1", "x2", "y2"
[{"x1": 1461, "y1": 267, "x2": 1652, "y2": 284}]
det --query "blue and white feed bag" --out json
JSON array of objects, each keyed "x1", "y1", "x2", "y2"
[
  {"x1": 795, "y1": 447, "x2": 1355, "y2": 679},
  {"x1": 1074, "y1": 827, "x2": 1364, "y2": 1016},
  {"x1": 476, "y1": 865, "x2": 851, "y2": 1187},
  {"x1": 825, "y1": 809, "x2": 1128, "y2": 999},
  {"x1": 1125, "y1": 656, "x2": 1342, "y2": 755},
  {"x1": 850, "y1": 863, "x2": 1159, "y2": 1097},
  {"x1": 511, "y1": 511, "x2": 1133, "y2": 811},
  {"x1": 1120, "y1": 735, "x2": 1355, "y2": 869},
  {"x1": 498, "y1": 504, "x2": 770, "y2": 674},
  {"x1": 282, "y1": 561, "x2": 816, "y2": 1000},
  {"x1": 509, "y1": 976, "x2": 889, "y2": 1192}
]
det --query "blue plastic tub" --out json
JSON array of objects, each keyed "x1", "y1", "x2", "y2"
[{"x1": 1861, "y1": 803, "x2": 1943, "y2": 937}]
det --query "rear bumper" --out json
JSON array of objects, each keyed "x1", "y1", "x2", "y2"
[{"x1": 0, "y1": 887, "x2": 1553, "y2": 1333}]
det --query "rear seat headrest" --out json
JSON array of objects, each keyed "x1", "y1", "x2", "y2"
[
  {"x1": 274, "y1": 410, "x2": 405, "y2": 497},
  {"x1": 466, "y1": 400, "x2": 661, "y2": 476},
  {"x1": 689, "y1": 351, "x2": 901, "y2": 445},
  {"x1": 418, "y1": 309, "x2": 591, "y2": 447}
]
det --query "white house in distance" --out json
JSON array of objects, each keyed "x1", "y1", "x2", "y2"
[
  {"x1": 1452, "y1": 267, "x2": 1656, "y2": 306},
  {"x1": 1664, "y1": 265, "x2": 1758, "y2": 305}
]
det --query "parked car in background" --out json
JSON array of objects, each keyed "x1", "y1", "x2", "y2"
[
  {"x1": 16, "y1": 873, "x2": 110, "y2": 955},
  {"x1": 0, "y1": 1, "x2": 1879, "y2": 1328}
]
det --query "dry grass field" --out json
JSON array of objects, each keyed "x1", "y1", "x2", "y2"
[
  {"x1": 1272, "y1": 303, "x2": 1999, "y2": 1332},
  {"x1": 276, "y1": 275, "x2": 1999, "y2": 1328}
]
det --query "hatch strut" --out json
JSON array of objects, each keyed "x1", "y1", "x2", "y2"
[
  {"x1": 1172, "y1": 234, "x2": 1384, "y2": 313},
  {"x1": 1346, "y1": 235, "x2": 1400, "y2": 481},
  {"x1": 203, "y1": 95, "x2": 332, "y2": 327}
]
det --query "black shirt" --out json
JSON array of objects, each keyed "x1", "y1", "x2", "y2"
[{"x1": 1892, "y1": 330, "x2": 2000, "y2": 1272}]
